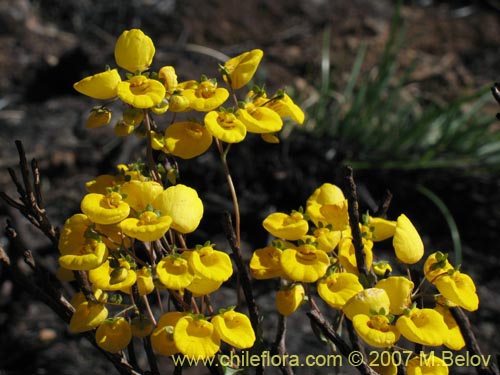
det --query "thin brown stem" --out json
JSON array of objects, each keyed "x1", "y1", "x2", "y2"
[{"x1": 144, "y1": 112, "x2": 160, "y2": 183}]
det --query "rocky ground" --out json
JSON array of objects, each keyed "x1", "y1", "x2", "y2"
[{"x1": 1, "y1": 0, "x2": 500, "y2": 374}]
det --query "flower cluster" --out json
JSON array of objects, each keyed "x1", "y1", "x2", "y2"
[{"x1": 250, "y1": 183, "x2": 479, "y2": 374}]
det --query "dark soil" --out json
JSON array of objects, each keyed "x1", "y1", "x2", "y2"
[{"x1": 1, "y1": 1, "x2": 500, "y2": 374}]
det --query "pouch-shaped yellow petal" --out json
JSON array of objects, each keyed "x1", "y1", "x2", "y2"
[
  {"x1": 265, "y1": 93, "x2": 305, "y2": 124},
  {"x1": 187, "y1": 275, "x2": 223, "y2": 297},
  {"x1": 375, "y1": 276, "x2": 414, "y2": 315},
  {"x1": 276, "y1": 283, "x2": 305, "y2": 316},
  {"x1": 353, "y1": 314, "x2": 400, "y2": 348},
  {"x1": 312, "y1": 227, "x2": 342, "y2": 252},
  {"x1": 164, "y1": 122, "x2": 213, "y2": 159},
  {"x1": 69, "y1": 301, "x2": 108, "y2": 333},
  {"x1": 156, "y1": 255, "x2": 195, "y2": 290},
  {"x1": 237, "y1": 105, "x2": 283, "y2": 134},
  {"x1": 393, "y1": 214, "x2": 424, "y2": 264},
  {"x1": 114, "y1": 29, "x2": 155, "y2": 73},
  {"x1": 151, "y1": 311, "x2": 186, "y2": 357},
  {"x1": 173, "y1": 316, "x2": 220, "y2": 359},
  {"x1": 158, "y1": 65, "x2": 178, "y2": 92},
  {"x1": 117, "y1": 75, "x2": 166, "y2": 109},
  {"x1": 188, "y1": 246, "x2": 233, "y2": 282},
  {"x1": 153, "y1": 184, "x2": 204, "y2": 233},
  {"x1": 434, "y1": 304, "x2": 465, "y2": 350},
  {"x1": 86, "y1": 108, "x2": 112, "y2": 128},
  {"x1": 81, "y1": 192, "x2": 130, "y2": 225},
  {"x1": 249, "y1": 245, "x2": 284, "y2": 279},
  {"x1": 406, "y1": 354, "x2": 449, "y2": 375},
  {"x1": 183, "y1": 81, "x2": 229, "y2": 112},
  {"x1": 368, "y1": 217, "x2": 397, "y2": 242},
  {"x1": 59, "y1": 240, "x2": 108, "y2": 271},
  {"x1": 280, "y1": 244, "x2": 330, "y2": 283},
  {"x1": 95, "y1": 317, "x2": 132, "y2": 353},
  {"x1": 120, "y1": 180, "x2": 164, "y2": 212},
  {"x1": 89, "y1": 259, "x2": 137, "y2": 291},
  {"x1": 223, "y1": 49, "x2": 263, "y2": 89},
  {"x1": 434, "y1": 272, "x2": 479, "y2": 312},
  {"x1": 395, "y1": 308, "x2": 447, "y2": 346},
  {"x1": 205, "y1": 110, "x2": 247, "y2": 143},
  {"x1": 338, "y1": 236, "x2": 373, "y2": 275},
  {"x1": 319, "y1": 200, "x2": 349, "y2": 231},
  {"x1": 212, "y1": 310, "x2": 256, "y2": 348},
  {"x1": 120, "y1": 212, "x2": 172, "y2": 242},
  {"x1": 74, "y1": 69, "x2": 121, "y2": 100},
  {"x1": 306, "y1": 183, "x2": 345, "y2": 226},
  {"x1": 424, "y1": 251, "x2": 453, "y2": 282},
  {"x1": 343, "y1": 288, "x2": 391, "y2": 321},
  {"x1": 58, "y1": 213, "x2": 92, "y2": 253},
  {"x1": 317, "y1": 272, "x2": 364, "y2": 310},
  {"x1": 262, "y1": 212, "x2": 308, "y2": 241}
]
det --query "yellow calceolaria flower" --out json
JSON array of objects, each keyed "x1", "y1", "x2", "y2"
[
  {"x1": 306, "y1": 183, "x2": 345, "y2": 226},
  {"x1": 375, "y1": 276, "x2": 414, "y2": 315},
  {"x1": 187, "y1": 274, "x2": 223, "y2": 297},
  {"x1": 183, "y1": 78, "x2": 229, "y2": 112},
  {"x1": 151, "y1": 311, "x2": 186, "y2": 357},
  {"x1": 85, "y1": 174, "x2": 123, "y2": 194},
  {"x1": 317, "y1": 272, "x2": 364, "y2": 310},
  {"x1": 434, "y1": 304, "x2": 465, "y2": 350},
  {"x1": 95, "y1": 222, "x2": 132, "y2": 251},
  {"x1": 120, "y1": 180, "x2": 164, "y2": 212},
  {"x1": 237, "y1": 102, "x2": 283, "y2": 134},
  {"x1": 262, "y1": 211, "x2": 309, "y2": 241},
  {"x1": 395, "y1": 307, "x2": 448, "y2": 346},
  {"x1": 204, "y1": 110, "x2": 247, "y2": 143},
  {"x1": 117, "y1": 75, "x2": 166, "y2": 109},
  {"x1": 59, "y1": 239, "x2": 108, "y2": 271},
  {"x1": 406, "y1": 354, "x2": 449, "y2": 375},
  {"x1": 164, "y1": 121, "x2": 213, "y2": 159},
  {"x1": 211, "y1": 309, "x2": 256, "y2": 349},
  {"x1": 120, "y1": 210, "x2": 172, "y2": 242},
  {"x1": 249, "y1": 245, "x2": 284, "y2": 279},
  {"x1": 364, "y1": 216, "x2": 397, "y2": 242},
  {"x1": 74, "y1": 69, "x2": 122, "y2": 100},
  {"x1": 114, "y1": 29, "x2": 155, "y2": 73},
  {"x1": 223, "y1": 49, "x2": 263, "y2": 89},
  {"x1": 123, "y1": 267, "x2": 155, "y2": 296},
  {"x1": 81, "y1": 191, "x2": 130, "y2": 225},
  {"x1": 423, "y1": 251, "x2": 453, "y2": 282},
  {"x1": 158, "y1": 65, "x2": 178, "y2": 93},
  {"x1": 69, "y1": 300, "x2": 108, "y2": 333},
  {"x1": 312, "y1": 226, "x2": 342, "y2": 252},
  {"x1": 373, "y1": 261, "x2": 393, "y2": 276},
  {"x1": 173, "y1": 315, "x2": 221, "y2": 360},
  {"x1": 187, "y1": 245, "x2": 233, "y2": 282},
  {"x1": 156, "y1": 254, "x2": 195, "y2": 290},
  {"x1": 433, "y1": 270, "x2": 479, "y2": 312},
  {"x1": 264, "y1": 92, "x2": 305, "y2": 125},
  {"x1": 276, "y1": 283, "x2": 305, "y2": 316},
  {"x1": 95, "y1": 317, "x2": 132, "y2": 353},
  {"x1": 89, "y1": 258, "x2": 137, "y2": 292},
  {"x1": 393, "y1": 214, "x2": 424, "y2": 264},
  {"x1": 58, "y1": 213, "x2": 92, "y2": 252},
  {"x1": 343, "y1": 288, "x2": 391, "y2": 321},
  {"x1": 319, "y1": 199, "x2": 349, "y2": 231},
  {"x1": 352, "y1": 314, "x2": 400, "y2": 348},
  {"x1": 280, "y1": 244, "x2": 330, "y2": 283},
  {"x1": 153, "y1": 184, "x2": 204, "y2": 233},
  {"x1": 130, "y1": 315, "x2": 154, "y2": 338},
  {"x1": 86, "y1": 108, "x2": 112, "y2": 128},
  {"x1": 337, "y1": 235, "x2": 374, "y2": 275}
]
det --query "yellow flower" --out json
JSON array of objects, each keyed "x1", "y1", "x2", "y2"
[
  {"x1": 151, "y1": 311, "x2": 186, "y2": 357},
  {"x1": 366, "y1": 216, "x2": 396, "y2": 242},
  {"x1": 85, "y1": 174, "x2": 121, "y2": 194},
  {"x1": 187, "y1": 275, "x2": 223, "y2": 297},
  {"x1": 120, "y1": 180, "x2": 164, "y2": 212},
  {"x1": 117, "y1": 75, "x2": 166, "y2": 109},
  {"x1": 95, "y1": 222, "x2": 132, "y2": 251},
  {"x1": 249, "y1": 245, "x2": 284, "y2": 279},
  {"x1": 338, "y1": 235, "x2": 373, "y2": 275},
  {"x1": 89, "y1": 259, "x2": 137, "y2": 291},
  {"x1": 262, "y1": 212, "x2": 308, "y2": 241},
  {"x1": 393, "y1": 214, "x2": 424, "y2": 264},
  {"x1": 187, "y1": 246, "x2": 233, "y2": 282},
  {"x1": 86, "y1": 108, "x2": 112, "y2": 128},
  {"x1": 352, "y1": 314, "x2": 400, "y2": 348},
  {"x1": 423, "y1": 251, "x2": 453, "y2": 282},
  {"x1": 59, "y1": 239, "x2": 108, "y2": 271},
  {"x1": 280, "y1": 244, "x2": 330, "y2": 283},
  {"x1": 312, "y1": 226, "x2": 342, "y2": 252},
  {"x1": 95, "y1": 317, "x2": 132, "y2": 353},
  {"x1": 183, "y1": 79, "x2": 229, "y2": 112},
  {"x1": 153, "y1": 184, "x2": 204, "y2": 233},
  {"x1": 73, "y1": 69, "x2": 121, "y2": 100},
  {"x1": 70, "y1": 288, "x2": 107, "y2": 308},
  {"x1": 81, "y1": 192, "x2": 130, "y2": 225},
  {"x1": 164, "y1": 121, "x2": 213, "y2": 159},
  {"x1": 204, "y1": 110, "x2": 247, "y2": 143},
  {"x1": 69, "y1": 301, "x2": 108, "y2": 333},
  {"x1": 114, "y1": 29, "x2": 155, "y2": 73},
  {"x1": 343, "y1": 288, "x2": 391, "y2": 321},
  {"x1": 434, "y1": 271, "x2": 479, "y2": 312},
  {"x1": 130, "y1": 315, "x2": 154, "y2": 338},
  {"x1": 395, "y1": 308, "x2": 448, "y2": 346},
  {"x1": 156, "y1": 254, "x2": 195, "y2": 290},
  {"x1": 375, "y1": 276, "x2": 414, "y2": 315},
  {"x1": 434, "y1": 304, "x2": 465, "y2": 350},
  {"x1": 223, "y1": 49, "x2": 263, "y2": 89},
  {"x1": 58, "y1": 213, "x2": 92, "y2": 252},
  {"x1": 173, "y1": 315, "x2": 220, "y2": 359},
  {"x1": 306, "y1": 183, "x2": 345, "y2": 226},
  {"x1": 317, "y1": 272, "x2": 364, "y2": 310},
  {"x1": 120, "y1": 210, "x2": 172, "y2": 242},
  {"x1": 123, "y1": 267, "x2": 155, "y2": 296},
  {"x1": 319, "y1": 200, "x2": 349, "y2": 231},
  {"x1": 158, "y1": 65, "x2": 178, "y2": 93},
  {"x1": 211, "y1": 310, "x2": 256, "y2": 348},
  {"x1": 373, "y1": 261, "x2": 393, "y2": 276},
  {"x1": 264, "y1": 93, "x2": 305, "y2": 125},
  {"x1": 276, "y1": 283, "x2": 305, "y2": 316},
  {"x1": 237, "y1": 103, "x2": 283, "y2": 134},
  {"x1": 406, "y1": 354, "x2": 449, "y2": 375}
]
